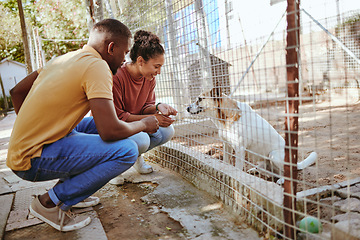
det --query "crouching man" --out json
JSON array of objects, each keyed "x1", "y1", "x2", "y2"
[{"x1": 6, "y1": 19, "x2": 159, "y2": 232}]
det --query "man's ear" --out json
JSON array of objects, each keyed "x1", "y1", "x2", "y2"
[{"x1": 107, "y1": 42, "x2": 115, "y2": 56}]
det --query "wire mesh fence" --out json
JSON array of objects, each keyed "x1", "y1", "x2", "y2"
[{"x1": 105, "y1": 0, "x2": 360, "y2": 239}]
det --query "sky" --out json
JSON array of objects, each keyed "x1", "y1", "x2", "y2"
[{"x1": 232, "y1": 0, "x2": 360, "y2": 41}]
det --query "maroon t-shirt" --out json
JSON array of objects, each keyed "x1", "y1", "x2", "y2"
[{"x1": 112, "y1": 64, "x2": 156, "y2": 121}]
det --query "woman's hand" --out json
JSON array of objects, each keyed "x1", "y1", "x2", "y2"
[
  {"x1": 155, "y1": 113, "x2": 175, "y2": 127},
  {"x1": 157, "y1": 103, "x2": 177, "y2": 116}
]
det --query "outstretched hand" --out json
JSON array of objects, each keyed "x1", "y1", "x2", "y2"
[
  {"x1": 157, "y1": 103, "x2": 178, "y2": 116},
  {"x1": 140, "y1": 116, "x2": 159, "y2": 133},
  {"x1": 155, "y1": 113, "x2": 175, "y2": 127}
]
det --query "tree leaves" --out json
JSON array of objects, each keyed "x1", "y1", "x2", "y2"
[{"x1": 0, "y1": 0, "x2": 88, "y2": 63}]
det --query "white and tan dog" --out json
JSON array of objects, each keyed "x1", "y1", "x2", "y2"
[{"x1": 187, "y1": 87, "x2": 317, "y2": 184}]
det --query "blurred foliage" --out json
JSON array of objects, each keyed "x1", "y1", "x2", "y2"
[
  {"x1": 336, "y1": 13, "x2": 360, "y2": 40},
  {"x1": 0, "y1": 96, "x2": 13, "y2": 112},
  {"x1": 32, "y1": 0, "x2": 88, "y2": 59},
  {"x1": 0, "y1": 0, "x2": 88, "y2": 63},
  {"x1": 114, "y1": 0, "x2": 166, "y2": 39},
  {"x1": 0, "y1": 0, "x2": 166, "y2": 64},
  {"x1": 342, "y1": 14, "x2": 360, "y2": 44},
  {"x1": 0, "y1": 1, "x2": 26, "y2": 62},
  {"x1": 335, "y1": 13, "x2": 360, "y2": 68}
]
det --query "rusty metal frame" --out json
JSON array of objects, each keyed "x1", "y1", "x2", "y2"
[{"x1": 284, "y1": 0, "x2": 300, "y2": 239}]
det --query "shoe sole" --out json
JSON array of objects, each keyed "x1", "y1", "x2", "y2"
[
  {"x1": 29, "y1": 205, "x2": 91, "y2": 231},
  {"x1": 73, "y1": 197, "x2": 100, "y2": 208},
  {"x1": 109, "y1": 177, "x2": 125, "y2": 185},
  {"x1": 135, "y1": 166, "x2": 153, "y2": 174},
  {"x1": 138, "y1": 168, "x2": 153, "y2": 174}
]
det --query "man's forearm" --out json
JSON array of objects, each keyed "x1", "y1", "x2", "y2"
[
  {"x1": 10, "y1": 70, "x2": 39, "y2": 114},
  {"x1": 125, "y1": 113, "x2": 153, "y2": 122}
]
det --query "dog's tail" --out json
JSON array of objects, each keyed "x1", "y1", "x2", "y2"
[{"x1": 297, "y1": 152, "x2": 317, "y2": 170}]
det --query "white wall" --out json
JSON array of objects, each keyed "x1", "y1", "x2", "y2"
[{"x1": 0, "y1": 60, "x2": 26, "y2": 97}]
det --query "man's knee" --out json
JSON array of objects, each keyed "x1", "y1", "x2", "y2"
[
  {"x1": 129, "y1": 132, "x2": 150, "y2": 155},
  {"x1": 125, "y1": 140, "x2": 139, "y2": 161},
  {"x1": 112, "y1": 139, "x2": 139, "y2": 165},
  {"x1": 75, "y1": 117, "x2": 97, "y2": 134}
]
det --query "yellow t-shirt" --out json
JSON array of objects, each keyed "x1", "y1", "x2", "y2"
[{"x1": 7, "y1": 45, "x2": 113, "y2": 171}]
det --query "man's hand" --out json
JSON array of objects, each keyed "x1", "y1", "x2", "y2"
[
  {"x1": 90, "y1": 98, "x2": 158, "y2": 141},
  {"x1": 155, "y1": 113, "x2": 175, "y2": 127},
  {"x1": 157, "y1": 103, "x2": 177, "y2": 116},
  {"x1": 140, "y1": 116, "x2": 159, "y2": 133}
]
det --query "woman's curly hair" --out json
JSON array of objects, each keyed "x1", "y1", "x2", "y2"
[{"x1": 129, "y1": 30, "x2": 165, "y2": 63}]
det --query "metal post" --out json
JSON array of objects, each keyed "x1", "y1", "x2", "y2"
[
  {"x1": 0, "y1": 75, "x2": 9, "y2": 113},
  {"x1": 17, "y1": 0, "x2": 32, "y2": 74},
  {"x1": 164, "y1": 0, "x2": 185, "y2": 118},
  {"x1": 85, "y1": 0, "x2": 104, "y2": 31},
  {"x1": 284, "y1": 0, "x2": 300, "y2": 239},
  {"x1": 194, "y1": 0, "x2": 213, "y2": 90}
]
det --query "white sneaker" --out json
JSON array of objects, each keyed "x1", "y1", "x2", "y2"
[
  {"x1": 109, "y1": 175, "x2": 125, "y2": 185},
  {"x1": 109, "y1": 156, "x2": 152, "y2": 185},
  {"x1": 133, "y1": 156, "x2": 153, "y2": 174},
  {"x1": 73, "y1": 196, "x2": 100, "y2": 208}
]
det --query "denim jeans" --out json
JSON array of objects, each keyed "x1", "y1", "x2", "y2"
[
  {"x1": 13, "y1": 117, "x2": 138, "y2": 210},
  {"x1": 128, "y1": 124, "x2": 175, "y2": 155},
  {"x1": 64, "y1": 116, "x2": 175, "y2": 155}
]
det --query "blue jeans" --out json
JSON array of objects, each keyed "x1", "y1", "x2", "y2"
[
  {"x1": 62, "y1": 116, "x2": 175, "y2": 155},
  {"x1": 128, "y1": 124, "x2": 175, "y2": 155},
  {"x1": 13, "y1": 117, "x2": 139, "y2": 210}
]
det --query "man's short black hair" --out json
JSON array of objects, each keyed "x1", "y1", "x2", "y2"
[{"x1": 92, "y1": 19, "x2": 132, "y2": 41}]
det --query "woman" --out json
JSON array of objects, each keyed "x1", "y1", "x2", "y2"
[{"x1": 110, "y1": 30, "x2": 177, "y2": 185}]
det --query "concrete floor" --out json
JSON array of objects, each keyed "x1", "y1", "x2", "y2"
[{"x1": 0, "y1": 112, "x2": 261, "y2": 240}]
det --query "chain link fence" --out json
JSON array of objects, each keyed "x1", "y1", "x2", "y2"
[{"x1": 103, "y1": 0, "x2": 360, "y2": 239}]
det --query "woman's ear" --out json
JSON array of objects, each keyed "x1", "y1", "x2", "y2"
[{"x1": 137, "y1": 56, "x2": 145, "y2": 66}]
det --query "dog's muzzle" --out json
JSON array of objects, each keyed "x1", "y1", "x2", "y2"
[{"x1": 187, "y1": 104, "x2": 203, "y2": 114}]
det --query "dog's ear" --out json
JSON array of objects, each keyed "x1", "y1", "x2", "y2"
[{"x1": 210, "y1": 87, "x2": 222, "y2": 97}]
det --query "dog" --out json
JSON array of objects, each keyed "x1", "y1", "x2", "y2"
[{"x1": 187, "y1": 87, "x2": 317, "y2": 184}]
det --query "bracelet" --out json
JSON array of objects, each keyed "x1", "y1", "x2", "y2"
[{"x1": 156, "y1": 102, "x2": 161, "y2": 112}]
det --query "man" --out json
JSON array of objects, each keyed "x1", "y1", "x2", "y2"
[{"x1": 7, "y1": 19, "x2": 159, "y2": 232}]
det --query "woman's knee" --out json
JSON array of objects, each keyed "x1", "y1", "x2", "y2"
[
  {"x1": 161, "y1": 125, "x2": 175, "y2": 143},
  {"x1": 128, "y1": 132, "x2": 150, "y2": 154}
]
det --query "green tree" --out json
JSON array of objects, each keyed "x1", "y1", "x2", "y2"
[
  {"x1": 0, "y1": 0, "x2": 88, "y2": 63},
  {"x1": 0, "y1": 1, "x2": 26, "y2": 62},
  {"x1": 0, "y1": 0, "x2": 166, "y2": 64},
  {"x1": 32, "y1": 0, "x2": 88, "y2": 59}
]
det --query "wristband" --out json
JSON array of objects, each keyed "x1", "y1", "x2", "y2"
[{"x1": 156, "y1": 102, "x2": 161, "y2": 112}]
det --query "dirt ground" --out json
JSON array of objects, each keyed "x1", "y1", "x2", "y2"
[
  {"x1": 3, "y1": 92, "x2": 358, "y2": 239},
  {"x1": 79, "y1": 92, "x2": 360, "y2": 238},
  {"x1": 92, "y1": 182, "x2": 186, "y2": 240},
  {"x1": 169, "y1": 92, "x2": 360, "y2": 225},
  {"x1": 296, "y1": 97, "x2": 360, "y2": 190},
  {"x1": 172, "y1": 92, "x2": 360, "y2": 192}
]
